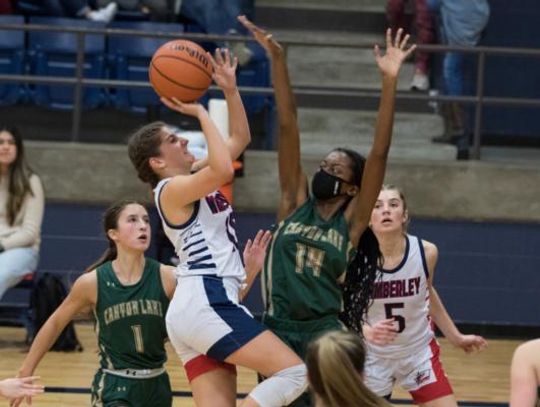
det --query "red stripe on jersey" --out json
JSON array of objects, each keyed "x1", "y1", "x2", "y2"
[{"x1": 409, "y1": 339, "x2": 454, "y2": 404}]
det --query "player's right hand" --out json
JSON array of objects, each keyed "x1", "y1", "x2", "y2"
[
  {"x1": 161, "y1": 97, "x2": 205, "y2": 119},
  {"x1": 363, "y1": 318, "x2": 398, "y2": 346}
]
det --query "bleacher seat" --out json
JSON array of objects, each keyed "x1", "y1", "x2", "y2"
[
  {"x1": 28, "y1": 16, "x2": 107, "y2": 110},
  {"x1": 107, "y1": 20, "x2": 184, "y2": 114},
  {"x1": 0, "y1": 273, "x2": 34, "y2": 334},
  {"x1": 0, "y1": 15, "x2": 26, "y2": 105}
]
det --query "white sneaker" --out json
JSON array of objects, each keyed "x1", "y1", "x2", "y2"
[
  {"x1": 410, "y1": 72, "x2": 429, "y2": 91},
  {"x1": 226, "y1": 29, "x2": 253, "y2": 66},
  {"x1": 88, "y1": 2, "x2": 118, "y2": 23}
]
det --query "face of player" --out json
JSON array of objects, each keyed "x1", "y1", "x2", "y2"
[
  {"x1": 370, "y1": 189, "x2": 408, "y2": 234},
  {"x1": 155, "y1": 127, "x2": 196, "y2": 175},
  {"x1": 109, "y1": 204, "x2": 151, "y2": 253},
  {"x1": 320, "y1": 151, "x2": 355, "y2": 185},
  {"x1": 0, "y1": 131, "x2": 17, "y2": 170}
]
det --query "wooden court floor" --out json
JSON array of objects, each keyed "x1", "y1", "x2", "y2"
[{"x1": 0, "y1": 323, "x2": 517, "y2": 406}]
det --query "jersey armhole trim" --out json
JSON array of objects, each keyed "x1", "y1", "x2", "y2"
[
  {"x1": 417, "y1": 237, "x2": 430, "y2": 279},
  {"x1": 156, "y1": 180, "x2": 200, "y2": 230}
]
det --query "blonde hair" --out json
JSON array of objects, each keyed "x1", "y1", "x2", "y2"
[{"x1": 306, "y1": 331, "x2": 391, "y2": 407}]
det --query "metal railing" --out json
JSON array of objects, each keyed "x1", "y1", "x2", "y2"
[{"x1": 1, "y1": 22, "x2": 540, "y2": 159}]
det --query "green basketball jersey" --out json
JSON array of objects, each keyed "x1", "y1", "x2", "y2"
[
  {"x1": 94, "y1": 258, "x2": 169, "y2": 370},
  {"x1": 262, "y1": 198, "x2": 356, "y2": 321}
]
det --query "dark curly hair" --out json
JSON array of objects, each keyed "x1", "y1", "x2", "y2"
[
  {"x1": 127, "y1": 121, "x2": 165, "y2": 188},
  {"x1": 332, "y1": 148, "x2": 383, "y2": 335}
]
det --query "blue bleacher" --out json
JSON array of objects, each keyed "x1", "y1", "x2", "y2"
[
  {"x1": 107, "y1": 20, "x2": 184, "y2": 114},
  {"x1": 0, "y1": 15, "x2": 26, "y2": 105},
  {"x1": 28, "y1": 16, "x2": 107, "y2": 110}
]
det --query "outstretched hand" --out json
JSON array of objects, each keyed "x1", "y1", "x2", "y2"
[
  {"x1": 243, "y1": 230, "x2": 272, "y2": 279},
  {"x1": 238, "y1": 15, "x2": 283, "y2": 57},
  {"x1": 2, "y1": 376, "x2": 43, "y2": 406},
  {"x1": 374, "y1": 28, "x2": 416, "y2": 79},
  {"x1": 207, "y1": 48, "x2": 238, "y2": 93}
]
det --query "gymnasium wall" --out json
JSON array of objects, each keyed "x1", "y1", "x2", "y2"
[{"x1": 37, "y1": 203, "x2": 540, "y2": 330}]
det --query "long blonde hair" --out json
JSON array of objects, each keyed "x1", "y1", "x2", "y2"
[{"x1": 306, "y1": 331, "x2": 391, "y2": 407}]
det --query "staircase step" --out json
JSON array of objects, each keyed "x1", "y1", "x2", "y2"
[
  {"x1": 282, "y1": 33, "x2": 414, "y2": 91},
  {"x1": 257, "y1": 0, "x2": 385, "y2": 12},
  {"x1": 296, "y1": 107, "x2": 453, "y2": 160},
  {"x1": 255, "y1": 2, "x2": 386, "y2": 32}
]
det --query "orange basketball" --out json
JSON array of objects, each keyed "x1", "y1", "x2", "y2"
[{"x1": 149, "y1": 40, "x2": 213, "y2": 102}]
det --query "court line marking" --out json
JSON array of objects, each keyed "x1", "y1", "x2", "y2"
[{"x1": 44, "y1": 387, "x2": 508, "y2": 406}]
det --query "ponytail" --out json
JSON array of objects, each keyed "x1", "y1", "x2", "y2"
[
  {"x1": 84, "y1": 244, "x2": 118, "y2": 273},
  {"x1": 83, "y1": 199, "x2": 141, "y2": 274},
  {"x1": 340, "y1": 227, "x2": 382, "y2": 334}
]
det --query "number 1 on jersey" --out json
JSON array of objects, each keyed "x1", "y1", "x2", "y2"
[
  {"x1": 131, "y1": 325, "x2": 144, "y2": 353},
  {"x1": 295, "y1": 243, "x2": 325, "y2": 277}
]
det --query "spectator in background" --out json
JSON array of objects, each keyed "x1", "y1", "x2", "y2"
[
  {"x1": 387, "y1": 0, "x2": 434, "y2": 91},
  {"x1": 305, "y1": 331, "x2": 391, "y2": 407},
  {"x1": 0, "y1": 0, "x2": 13, "y2": 14},
  {"x1": 96, "y1": 0, "x2": 169, "y2": 21},
  {"x1": 510, "y1": 339, "x2": 540, "y2": 407},
  {"x1": 42, "y1": 0, "x2": 118, "y2": 23},
  {"x1": 179, "y1": 0, "x2": 255, "y2": 65},
  {"x1": 0, "y1": 126, "x2": 44, "y2": 300},
  {"x1": 429, "y1": 0, "x2": 490, "y2": 146}
]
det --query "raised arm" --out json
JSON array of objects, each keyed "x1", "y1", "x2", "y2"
[
  {"x1": 192, "y1": 48, "x2": 251, "y2": 171},
  {"x1": 345, "y1": 29, "x2": 415, "y2": 246},
  {"x1": 158, "y1": 100, "x2": 234, "y2": 223},
  {"x1": 13, "y1": 273, "x2": 96, "y2": 407},
  {"x1": 424, "y1": 240, "x2": 487, "y2": 353},
  {"x1": 239, "y1": 16, "x2": 307, "y2": 222}
]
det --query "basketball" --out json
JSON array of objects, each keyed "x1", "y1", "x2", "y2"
[{"x1": 149, "y1": 40, "x2": 213, "y2": 102}]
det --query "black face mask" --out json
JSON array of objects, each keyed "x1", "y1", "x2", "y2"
[{"x1": 311, "y1": 169, "x2": 347, "y2": 200}]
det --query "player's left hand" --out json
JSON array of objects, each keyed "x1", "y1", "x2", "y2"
[
  {"x1": 455, "y1": 334, "x2": 488, "y2": 353},
  {"x1": 208, "y1": 48, "x2": 238, "y2": 93},
  {"x1": 374, "y1": 28, "x2": 416, "y2": 79},
  {"x1": 243, "y1": 230, "x2": 272, "y2": 278}
]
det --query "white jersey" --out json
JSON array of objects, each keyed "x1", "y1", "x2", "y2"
[
  {"x1": 366, "y1": 234, "x2": 434, "y2": 358},
  {"x1": 154, "y1": 179, "x2": 245, "y2": 281}
]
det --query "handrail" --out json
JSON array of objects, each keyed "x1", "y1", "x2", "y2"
[{"x1": 1, "y1": 21, "x2": 540, "y2": 158}]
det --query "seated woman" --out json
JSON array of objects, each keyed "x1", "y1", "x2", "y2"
[{"x1": 0, "y1": 126, "x2": 44, "y2": 301}]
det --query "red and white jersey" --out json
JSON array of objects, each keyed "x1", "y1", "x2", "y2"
[
  {"x1": 154, "y1": 178, "x2": 245, "y2": 281},
  {"x1": 366, "y1": 234, "x2": 434, "y2": 358}
]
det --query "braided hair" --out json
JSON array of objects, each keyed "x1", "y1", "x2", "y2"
[{"x1": 332, "y1": 148, "x2": 383, "y2": 335}]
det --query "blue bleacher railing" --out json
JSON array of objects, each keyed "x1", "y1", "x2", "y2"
[{"x1": 0, "y1": 20, "x2": 539, "y2": 158}]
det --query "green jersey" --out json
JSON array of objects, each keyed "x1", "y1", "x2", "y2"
[
  {"x1": 262, "y1": 198, "x2": 355, "y2": 321},
  {"x1": 94, "y1": 258, "x2": 169, "y2": 370}
]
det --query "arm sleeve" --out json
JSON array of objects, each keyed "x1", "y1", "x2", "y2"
[{"x1": 0, "y1": 174, "x2": 45, "y2": 250}]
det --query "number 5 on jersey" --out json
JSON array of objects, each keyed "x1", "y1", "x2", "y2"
[{"x1": 384, "y1": 302, "x2": 406, "y2": 333}]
